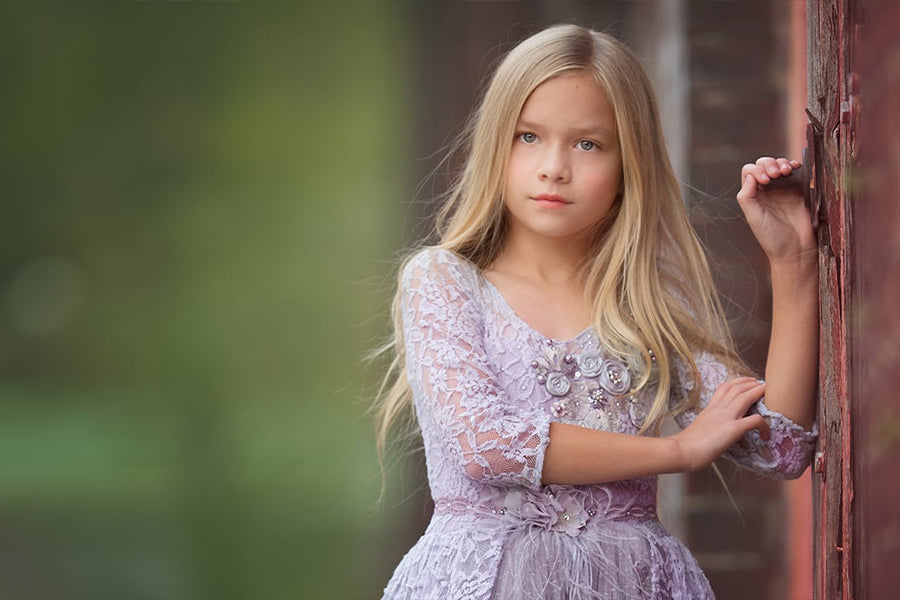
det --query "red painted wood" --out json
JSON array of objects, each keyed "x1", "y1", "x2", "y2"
[
  {"x1": 801, "y1": 0, "x2": 900, "y2": 597},
  {"x1": 807, "y1": 1, "x2": 859, "y2": 598}
]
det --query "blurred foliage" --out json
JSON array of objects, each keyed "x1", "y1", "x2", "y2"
[{"x1": 0, "y1": 2, "x2": 411, "y2": 598}]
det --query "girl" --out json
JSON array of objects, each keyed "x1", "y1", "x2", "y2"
[{"x1": 376, "y1": 24, "x2": 818, "y2": 600}]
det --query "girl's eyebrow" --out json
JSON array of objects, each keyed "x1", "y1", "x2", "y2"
[{"x1": 515, "y1": 119, "x2": 616, "y2": 139}]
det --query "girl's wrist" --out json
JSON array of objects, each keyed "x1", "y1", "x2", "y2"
[
  {"x1": 768, "y1": 251, "x2": 818, "y2": 284},
  {"x1": 666, "y1": 434, "x2": 698, "y2": 474}
]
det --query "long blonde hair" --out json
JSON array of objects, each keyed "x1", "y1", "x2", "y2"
[{"x1": 375, "y1": 24, "x2": 745, "y2": 464}]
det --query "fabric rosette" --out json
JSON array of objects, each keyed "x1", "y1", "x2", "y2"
[
  {"x1": 576, "y1": 351, "x2": 604, "y2": 378},
  {"x1": 599, "y1": 360, "x2": 631, "y2": 395},
  {"x1": 519, "y1": 499, "x2": 559, "y2": 529},
  {"x1": 544, "y1": 372, "x2": 571, "y2": 397},
  {"x1": 493, "y1": 488, "x2": 589, "y2": 537}
]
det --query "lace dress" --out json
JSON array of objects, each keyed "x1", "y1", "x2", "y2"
[{"x1": 382, "y1": 248, "x2": 817, "y2": 600}]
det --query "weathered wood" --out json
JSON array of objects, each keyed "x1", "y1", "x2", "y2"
[{"x1": 808, "y1": 0, "x2": 861, "y2": 598}]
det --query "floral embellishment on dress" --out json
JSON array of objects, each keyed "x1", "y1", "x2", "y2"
[
  {"x1": 518, "y1": 496, "x2": 559, "y2": 528},
  {"x1": 589, "y1": 387, "x2": 608, "y2": 410},
  {"x1": 600, "y1": 361, "x2": 631, "y2": 395},
  {"x1": 545, "y1": 372, "x2": 571, "y2": 397},
  {"x1": 576, "y1": 351, "x2": 604, "y2": 378},
  {"x1": 550, "y1": 400, "x2": 568, "y2": 418},
  {"x1": 529, "y1": 335, "x2": 654, "y2": 431},
  {"x1": 487, "y1": 487, "x2": 590, "y2": 537},
  {"x1": 629, "y1": 400, "x2": 648, "y2": 427}
]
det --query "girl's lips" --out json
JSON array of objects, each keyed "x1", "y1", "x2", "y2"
[{"x1": 533, "y1": 193, "x2": 571, "y2": 207}]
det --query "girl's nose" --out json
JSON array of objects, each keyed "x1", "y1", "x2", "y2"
[{"x1": 538, "y1": 147, "x2": 570, "y2": 182}]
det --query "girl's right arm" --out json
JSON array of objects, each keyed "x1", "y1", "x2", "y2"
[
  {"x1": 542, "y1": 377, "x2": 769, "y2": 485},
  {"x1": 401, "y1": 249, "x2": 552, "y2": 490}
]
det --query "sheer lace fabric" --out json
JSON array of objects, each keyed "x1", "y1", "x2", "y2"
[{"x1": 382, "y1": 248, "x2": 817, "y2": 600}]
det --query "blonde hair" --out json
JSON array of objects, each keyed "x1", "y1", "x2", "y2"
[{"x1": 375, "y1": 24, "x2": 746, "y2": 466}]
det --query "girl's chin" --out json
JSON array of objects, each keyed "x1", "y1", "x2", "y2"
[{"x1": 509, "y1": 225, "x2": 598, "y2": 244}]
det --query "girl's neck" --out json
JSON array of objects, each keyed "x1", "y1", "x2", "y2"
[{"x1": 490, "y1": 229, "x2": 591, "y2": 284}]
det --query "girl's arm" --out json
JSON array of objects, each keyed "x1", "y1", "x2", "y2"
[
  {"x1": 737, "y1": 157, "x2": 818, "y2": 430},
  {"x1": 543, "y1": 377, "x2": 770, "y2": 485},
  {"x1": 401, "y1": 249, "x2": 552, "y2": 489}
]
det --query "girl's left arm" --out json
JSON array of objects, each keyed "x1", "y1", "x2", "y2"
[{"x1": 737, "y1": 156, "x2": 818, "y2": 430}]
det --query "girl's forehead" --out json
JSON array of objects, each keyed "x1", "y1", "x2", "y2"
[{"x1": 516, "y1": 72, "x2": 616, "y2": 134}]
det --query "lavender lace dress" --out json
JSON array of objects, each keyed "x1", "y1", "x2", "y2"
[{"x1": 382, "y1": 248, "x2": 817, "y2": 600}]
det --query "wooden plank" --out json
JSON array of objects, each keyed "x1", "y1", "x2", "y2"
[{"x1": 808, "y1": 0, "x2": 864, "y2": 598}]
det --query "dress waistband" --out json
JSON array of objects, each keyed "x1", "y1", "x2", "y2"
[{"x1": 433, "y1": 488, "x2": 657, "y2": 536}]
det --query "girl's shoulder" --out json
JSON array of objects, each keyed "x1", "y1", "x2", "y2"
[{"x1": 401, "y1": 246, "x2": 482, "y2": 293}]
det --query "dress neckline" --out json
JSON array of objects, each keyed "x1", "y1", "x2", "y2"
[{"x1": 475, "y1": 269, "x2": 595, "y2": 345}]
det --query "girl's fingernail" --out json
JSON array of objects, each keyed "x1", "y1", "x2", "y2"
[{"x1": 757, "y1": 379, "x2": 766, "y2": 384}]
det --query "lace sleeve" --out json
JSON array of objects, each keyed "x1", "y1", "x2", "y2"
[
  {"x1": 400, "y1": 250, "x2": 551, "y2": 490},
  {"x1": 671, "y1": 351, "x2": 817, "y2": 479}
]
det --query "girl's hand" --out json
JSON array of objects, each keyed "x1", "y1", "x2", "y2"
[
  {"x1": 737, "y1": 157, "x2": 816, "y2": 268},
  {"x1": 669, "y1": 377, "x2": 770, "y2": 472}
]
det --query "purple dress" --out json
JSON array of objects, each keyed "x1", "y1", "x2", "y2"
[{"x1": 382, "y1": 248, "x2": 816, "y2": 600}]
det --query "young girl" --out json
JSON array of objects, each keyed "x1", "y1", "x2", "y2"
[{"x1": 376, "y1": 24, "x2": 818, "y2": 600}]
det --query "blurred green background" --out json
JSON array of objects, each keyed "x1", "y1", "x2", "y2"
[{"x1": 0, "y1": 2, "x2": 412, "y2": 598}]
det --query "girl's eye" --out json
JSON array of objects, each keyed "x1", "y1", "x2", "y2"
[
  {"x1": 578, "y1": 140, "x2": 597, "y2": 151},
  {"x1": 519, "y1": 132, "x2": 537, "y2": 144}
]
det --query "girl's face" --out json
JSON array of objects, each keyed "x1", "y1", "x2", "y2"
[{"x1": 503, "y1": 72, "x2": 622, "y2": 246}]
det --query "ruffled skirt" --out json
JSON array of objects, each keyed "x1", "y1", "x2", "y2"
[{"x1": 383, "y1": 513, "x2": 715, "y2": 600}]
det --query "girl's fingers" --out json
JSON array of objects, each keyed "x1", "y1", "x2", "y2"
[
  {"x1": 709, "y1": 376, "x2": 757, "y2": 403},
  {"x1": 741, "y1": 414, "x2": 770, "y2": 441},
  {"x1": 729, "y1": 381, "x2": 766, "y2": 413},
  {"x1": 756, "y1": 156, "x2": 781, "y2": 178},
  {"x1": 775, "y1": 157, "x2": 794, "y2": 175},
  {"x1": 743, "y1": 156, "x2": 801, "y2": 185},
  {"x1": 737, "y1": 174, "x2": 758, "y2": 203},
  {"x1": 677, "y1": 379, "x2": 771, "y2": 470},
  {"x1": 738, "y1": 156, "x2": 803, "y2": 211},
  {"x1": 735, "y1": 381, "x2": 767, "y2": 413},
  {"x1": 715, "y1": 376, "x2": 762, "y2": 394},
  {"x1": 741, "y1": 162, "x2": 770, "y2": 185},
  {"x1": 709, "y1": 377, "x2": 766, "y2": 415}
]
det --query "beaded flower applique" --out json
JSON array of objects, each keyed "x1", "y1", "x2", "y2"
[{"x1": 530, "y1": 337, "x2": 654, "y2": 431}]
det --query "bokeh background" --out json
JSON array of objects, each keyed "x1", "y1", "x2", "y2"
[{"x1": 0, "y1": 2, "x2": 411, "y2": 598}]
